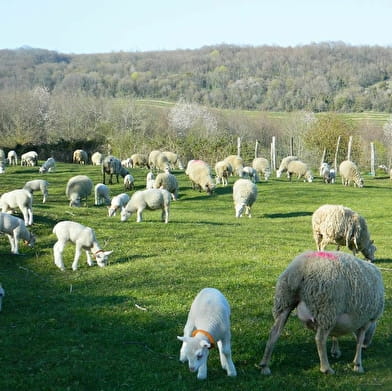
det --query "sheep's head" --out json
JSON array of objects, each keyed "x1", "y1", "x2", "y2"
[
  {"x1": 94, "y1": 250, "x2": 113, "y2": 267},
  {"x1": 108, "y1": 206, "x2": 116, "y2": 217},
  {"x1": 120, "y1": 207, "x2": 131, "y2": 222},
  {"x1": 177, "y1": 336, "x2": 210, "y2": 378},
  {"x1": 362, "y1": 240, "x2": 376, "y2": 262},
  {"x1": 24, "y1": 233, "x2": 36, "y2": 248}
]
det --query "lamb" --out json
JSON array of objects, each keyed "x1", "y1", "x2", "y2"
[
  {"x1": 0, "y1": 212, "x2": 35, "y2": 254},
  {"x1": 177, "y1": 287, "x2": 237, "y2": 380},
  {"x1": 52, "y1": 221, "x2": 113, "y2": 271},
  {"x1": 120, "y1": 188, "x2": 171, "y2": 223},
  {"x1": 146, "y1": 171, "x2": 155, "y2": 189},
  {"x1": 102, "y1": 155, "x2": 123, "y2": 184},
  {"x1": 339, "y1": 160, "x2": 364, "y2": 187},
  {"x1": 252, "y1": 157, "x2": 271, "y2": 181},
  {"x1": 241, "y1": 166, "x2": 260, "y2": 183},
  {"x1": 312, "y1": 204, "x2": 376, "y2": 261},
  {"x1": 123, "y1": 174, "x2": 135, "y2": 191},
  {"x1": 223, "y1": 155, "x2": 244, "y2": 176},
  {"x1": 7, "y1": 150, "x2": 18, "y2": 165},
  {"x1": 276, "y1": 155, "x2": 298, "y2": 177},
  {"x1": 185, "y1": 160, "x2": 215, "y2": 195},
  {"x1": 66, "y1": 175, "x2": 93, "y2": 207},
  {"x1": 108, "y1": 193, "x2": 130, "y2": 217},
  {"x1": 23, "y1": 179, "x2": 49, "y2": 203},
  {"x1": 259, "y1": 250, "x2": 384, "y2": 375},
  {"x1": 73, "y1": 149, "x2": 88, "y2": 164},
  {"x1": 21, "y1": 151, "x2": 38, "y2": 166},
  {"x1": 214, "y1": 160, "x2": 232, "y2": 186},
  {"x1": 287, "y1": 160, "x2": 313, "y2": 182},
  {"x1": 130, "y1": 153, "x2": 149, "y2": 168},
  {"x1": 0, "y1": 189, "x2": 33, "y2": 226},
  {"x1": 94, "y1": 183, "x2": 111, "y2": 206},
  {"x1": 154, "y1": 171, "x2": 179, "y2": 200},
  {"x1": 233, "y1": 178, "x2": 258, "y2": 218},
  {"x1": 39, "y1": 157, "x2": 56, "y2": 173},
  {"x1": 91, "y1": 151, "x2": 103, "y2": 166}
]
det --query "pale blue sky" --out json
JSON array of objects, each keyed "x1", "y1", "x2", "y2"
[{"x1": 1, "y1": 0, "x2": 391, "y2": 54}]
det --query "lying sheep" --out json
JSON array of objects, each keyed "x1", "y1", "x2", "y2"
[
  {"x1": 91, "y1": 151, "x2": 103, "y2": 166},
  {"x1": 185, "y1": 160, "x2": 215, "y2": 195},
  {"x1": 312, "y1": 204, "x2": 376, "y2": 261},
  {"x1": 94, "y1": 183, "x2": 111, "y2": 206},
  {"x1": 241, "y1": 166, "x2": 260, "y2": 183},
  {"x1": 108, "y1": 193, "x2": 130, "y2": 217},
  {"x1": 146, "y1": 171, "x2": 155, "y2": 189},
  {"x1": 0, "y1": 212, "x2": 35, "y2": 254},
  {"x1": 287, "y1": 160, "x2": 313, "y2": 182},
  {"x1": 130, "y1": 153, "x2": 149, "y2": 168},
  {"x1": 233, "y1": 178, "x2": 258, "y2": 218},
  {"x1": 39, "y1": 157, "x2": 56, "y2": 173},
  {"x1": 21, "y1": 151, "x2": 38, "y2": 166},
  {"x1": 154, "y1": 171, "x2": 179, "y2": 200},
  {"x1": 339, "y1": 160, "x2": 364, "y2": 187},
  {"x1": 123, "y1": 174, "x2": 135, "y2": 191},
  {"x1": 0, "y1": 284, "x2": 4, "y2": 311},
  {"x1": 7, "y1": 150, "x2": 18, "y2": 165},
  {"x1": 66, "y1": 175, "x2": 93, "y2": 207},
  {"x1": 23, "y1": 179, "x2": 49, "y2": 203},
  {"x1": 259, "y1": 250, "x2": 384, "y2": 375},
  {"x1": 224, "y1": 155, "x2": 244, "y2": 176},
  {"x1": 177, "y1": 287, "x2": 237, "y2": 380},
  {"x1": 120, "y1": 188, "x2": 171, "y2": 223},
  {"x1": 276, "y1": 155, "x2": 298, "y2": 177},
  {"x1": 52, "y1": 221, "x2": 113, "y2": 271},
  {"x1": 73, "y1": 149, "x2": 88, "y2": 165},
  {"x1": 215, "y1": 160, "x2": 232, "y2": 186},
  {"x1": 252, "y1": 157, "x2": 271, "y2": 181},
  {"x1": 0, "y1": 189, "x2": 33, "y2": 226}
]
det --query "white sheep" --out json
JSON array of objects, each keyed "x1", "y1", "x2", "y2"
[
  {"x1": 102, "y1": 156, "x2": 123, "y2": 184},
  {"x1": 276, "y1": 155, "x2": 298, "y2": 177},
  {"x1": 252, "y1": 157, "x2": 271, "y2": 181},
  {"x1": 120, "y1": 188, "x2": 171, "y2": 223},
  {"x1": 39, "y1": 157, "x2": 56, "y2": 173},
  {"x1": 0, "y1": 283, "x2": 4, "y2": 311},
  {"x1": 154, "y1": 171, "x2": 179, "y2": 200},
  {"x1": 312, "y1": 204, "x2": 376, "y2": 261},
  {"x1": 73, "y1": 149, "x2": 88, "y2": 164},
  {"x1": 23, "y1": 179, "x2": 49, "y2": 203},
  {"x1": 339, "y1": 160, "x2": 364, "y2": 187},
  {"x1": 66, "y1": 175, "x2": 93, "y2": 207},
  {"x1": 123, "y1": 174, "x2": 135, "y2": 191},
  {"x1": 130, "y1": 153, "x2": 149, "y2": 168},
  {"x1": 108, "y1": 193, "x2": 130, "y2": 217},
  {"x1": 162, "y1": 151, "x2": 184, "y2": 170},
  {"x1": 146, "y1": 171, "x2": 155, "y2": 189},
  {"x1": 94, "y1": 183, "x2": 111, "y2": 206},
  {"x1": 223, "y1": 155, "x2": 244, "y2": 176},
  {"x1": 287, "y1": 160, "x2": 313, "y2": 182},
  {"x1": 21, "y1": 151, "x2": 38, "y2": 166},
  {"x1": 0, "y1": 212, "x2": 35, "y2": 254},
  {"x1": 214, "y1": 160, "x2": 232, "y2": 186},
  {"x1": 52, "y1": 221, "x2": 113, "y2": 271},
  {"x1": 7, "y1": 150, "x2": 18, "y2": 165},
  {"x1": 185, "y1": 160, "x2": 215, "y2": 195},
  {"x1": 177, "y1": 287, "x2": 237, "y2": 380},
  {"x1": 0, "y1": 189, "x2": 33, "y2": 226},
  {"x1": 259, "y1": 250, "x2": 384, "y2": 375},
  {"x1": 121, "y1": 158, "x2": 133, "y2": 168},
  {"x1": 91, "y1": 151, "x2": 103, "y2": 166},
  {"x1": 241, "y1": 166, "x2": 260, "y2": 183},
  {"x1": 319, "y1": 162, "x2": 336, "y2": 184},
  {"x1": 233, "y1": 178, "x2": 258, "y2": 218},
  {"x1": 148, "y1": 150, "x2": 162, "y2": 169},
  {"x1": 154, "y1": 152, "x2": 171, "y2": 172}
]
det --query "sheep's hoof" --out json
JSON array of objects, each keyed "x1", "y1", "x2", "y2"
[
  {"x1": 257, "y1": 363, "x2": 271, "y2": 375},
  {"x1": 353, "y1": 364, "x2": 364, "y2": 373},
  {"x1": 320, "y1": 367, "x2": 335, "y2": 375}
]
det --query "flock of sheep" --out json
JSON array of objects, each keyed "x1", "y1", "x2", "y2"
[{"x1": 0, "y1": 147, "x2": 386, "y2": 379}]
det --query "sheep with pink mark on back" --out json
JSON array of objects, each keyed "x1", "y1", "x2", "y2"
[
  {"x1": 259, "y1": 250, "x2": 384, "y2": 375},
  {"x1": 177, "y1": 288, "x2": 237, "y2": 380}
]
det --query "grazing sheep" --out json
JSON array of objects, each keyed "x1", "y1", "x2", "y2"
[
  {"x1": 0, "y1": 212, "x2": 35, "y2": 254},
  {"x1": 339, "y1": 160, "x2": 364, "y2": 187},
  {"x1": 259, "y1": 250, "x2": 384, "y2": 375},
  {"x1": 319, "y1": 162, "x2": 335, "y2": 184},
  {"x1": 154, "y1": 152, "x2": 171, "y2": 172},
  {"x1": 185, "y1": 160, "x2": 215, "y2": 195},
  {"x1": 0, "y1": 189, "x2": 33, "y2": 226},
  {"x1": 94, "y1": 183, "x2": 111, "y2": 206},
  {"x1": 312, "y1": 204, "x2": 376, "y2": 261},
  {"x1": 21, "y1": 151, "x2": 38, "y2": 166},
  {"x1": 233, "y1": 178, "x2": 258, "y2": 218},
  {"x1": 120, "y1": 188, "x2": 171, "y2": 223},
  {"x1": 0, "y1": 284, "x2": 4, "y2": 311},
  {"x1": 177, "y1": 288, "x2": 237, "y2": 380},
  {"x1": 7, "y1": 150, "x2": 18, "y2": 165},
  {"x1": 224, "y1": 155, "x2": 244, "y2": 176},
  {"x1": 146, "y1": 171, "x2": 155, "y2": 189},
  {"x1": 252, "y1": 157, "x2": 271, "y2": 181},
  {"x1": 39, "y1": 157, "x2": 56, "y2": 173},
  {"x1": 241, "y1": 166, "x2": 260, "y2": 183},
  {"x1": 162, "y1": 151, "x2": 184, "y2": 170},
  {"x1": 91, "y1": 151, "x2": 103, "y2": 166},
  {"x1": 276, "y1": 155, "x2": 298, "y2": 177},
  {"x1": 108, "y1": 193, "x2": 130, "y2": 217},
  {"x1": 123, "y1": 174, "x2": 135, "y2": 191},
  {"x1": 287, "y1": 160, "x2": 313, "y2": 182},
  {"x1": 23, "y1": 179, "x2": 49, "y2": 203},
  {"x1": 121, "y1": 158, "x2": 133, "y2": 168},
  {"x1": 130, "y1": 153, "x2": 149, "y2": 168},
  {"x1": 52, "y1": 221, "x2": 113, "y2": 271},
  {"x1": 73, "y1": 149, "x2": 88, "y2": 165},
  {"x1": 154, "y1": 171, "x2": 179, "y2": 200},
  {"x1": 215, "y1": 160, "x2": 232, "y2": 186},
  {"x1": 66, "y1": 175, "x2": 93, "y2": 207},
  {"x1": 102, "y1": 156, "x2": 123, "y2": 184}
]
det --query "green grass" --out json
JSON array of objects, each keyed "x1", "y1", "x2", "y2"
[{"x1": 0, "y1": 163, "x2": 391, "y2": 391}]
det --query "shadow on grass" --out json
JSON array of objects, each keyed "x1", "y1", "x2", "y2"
[{"x1": 264, "y1": 211, "x2": 313, "y2": 219}]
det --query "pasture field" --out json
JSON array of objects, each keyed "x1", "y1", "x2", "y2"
[{"x1": 0, "y1": 162, "x2": 391, "y2": 391}]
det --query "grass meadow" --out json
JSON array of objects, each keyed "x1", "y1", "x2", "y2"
[{"x1": 0, "y1": 162, "x2": 391, "y2": 391}]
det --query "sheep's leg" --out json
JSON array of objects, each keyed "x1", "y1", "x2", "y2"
[
  {"x1": 20, "y1": 207, "x2": 30, "y2": 226},
  {"x1": 352, "y1": 322, "x2": 371, "y2": 373},
  {"x1": 163, "y1": 206, "x2": 169, "y2": 223},
  {"x1": 331, "y1": 337, "x2": 341, "y2": 358},
  {"x1": 71, "y1": 243, "x2": 83, "y2": 271},
  {"x1": 315, "y1": 328, "x2": 334, "y2": 374},
  {"x1": 259, "y1": 308, "x2": 292, "y2": 375},
  {"x1": 42, "y1": 189, "x2": 48, "y2": 203},
  {"x1": 313, "y1": 233, "x2": 323, "y2": 250},
  {"x1": 217, "y1": 339, "x2": 237, "y2": 377},
  {"x1": 7, "y1": 233, "x2": 17, "y2": 254},
  {"x1": 53, "y1": 240, "x2": 66, "y2": 271},
  {"x1": 27, "y1": 208, "x2": 33, "y2": 226},
  {"x1": 85, "y1": 251, "x2": 94, "y2": 267},
  {"x1": 136, "y1": 208, "x2": 143, "y2": 223}
]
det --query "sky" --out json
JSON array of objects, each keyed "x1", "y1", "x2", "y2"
[{"x1": 1, "y1": 0, "x2": 391, "y2": 54}]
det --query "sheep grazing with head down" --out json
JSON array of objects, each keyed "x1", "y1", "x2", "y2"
[
  {"x1": 91, "y1": 151, "x2": 103, "y2": 166},
  {"x1": 7, "y1": 150, "x2": 18, "y2": 165},
  {"x1": 339, "y1": 160, "x2": 364, "y2": 187},
  {"x1": 223, "y1": 155, "x2": 244, "y2": 176},
  {"x1": 0, "y1": 189, "x2": 33, "y2": 226},
  {"x1": 21, "y1": 151, "x2": 38, "y2": 166},
  {"x1": 108, "y1": 193, "x2": 130, "y2": 217},
  {"x1": 39, "y1": 157, "x2": 56, "y2": 173},
  {"x1": 185, "y1": 160, "x2": 215, "y2": 195},
  {"x1": 287, "y1": 160, "x2": 313, "y2": 182},
  {"x1": 130, "y1": 153, "x2": 149, "y2": 168},
  {"x1": 52, "y1": 221, "x2": 113, "y2": 271},
  {"x1": 259, "y1": 250, "x2": 384, "y2": 375},
  {"x1": 146, "y1": 171, "x2": 155, "y2": 189},
  {"x1": 276, "y1": 155, "x2": 298, "y2": 178},
  {"x1": 73, "y1": 149, "x2": 88, "y2": 165},
  {"x1": 154, "y1": 171, "x2": 179, "y2": 200},
  {"x1": 241, "y1": 166, "x2": 260, "y2": 183},
  {"x1": 252, "y1": 157, "x2": 271, "y2": 181},
  {"x1": 121, "y1": 188, "x2": 171, "y2": 223},
  {"x1": 66, "y1": 175, "x2": 93, "y2": 207},
  {"x1": 123, "y1": 174, "x2": 135, "y2": 191},
  {"x1": 215, "y1": 160, "x2": 232, "y2": 186},
  {"x1": 312, "y1": 204, "x2": 376, "y2": 261},
  {"x1": 233, "y1": 178, "x2": 258, "y2": 218},
  {"x1": 177, "y1": 288, "x2": 237, "y2": 380},
  {"x1": 94, "y1": 183, "x2": 111, "y2": 206},
  {"x1": 23, "y1": 179, "x2": 49, "y2": 203},
  {"x1": 162, "y1": 151, "x2": 184, "y2": 170},
  {"x1": 0, "y1": 212, "x2": 35, "y2": 254}
]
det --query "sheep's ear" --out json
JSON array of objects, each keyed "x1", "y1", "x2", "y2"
[
  {"x1": 177, "y1": 336, "x2": 187, "y2": 342},
  {"x1": 200, "y1": 340, "x2": 211, "y2": 349},
  {"x1": 103, "y1": 250, "x2": 113, "y2": 256}
]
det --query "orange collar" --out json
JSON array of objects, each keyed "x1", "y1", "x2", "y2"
[{"x1": 192, "y1": 329, "x2": 215, "y2": 349}]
